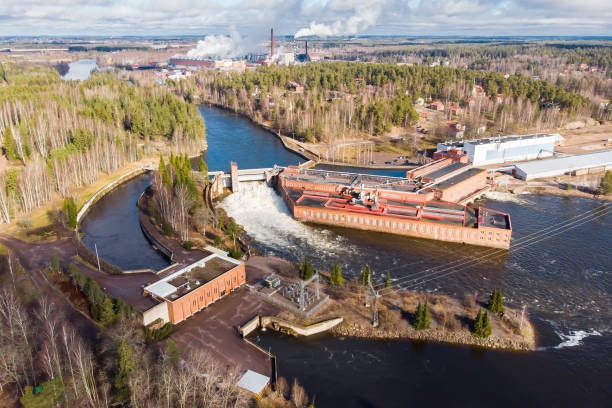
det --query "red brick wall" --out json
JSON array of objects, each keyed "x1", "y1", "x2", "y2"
[
  {"x1": 167, "y1": 263, "x2": 246, "y2": 324},
  {"x1": 293, "y1": 205, "x2": 510, "y2": 249},
  {"x1": 438, "y1": 170, "x2": 487, "y2": 202}
]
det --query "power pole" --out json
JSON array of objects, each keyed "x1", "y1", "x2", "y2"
[
  {"x1": 94, "y1": 243, "x2": 101, "y2": 272},
  {"x1": 367, "y1": 278, "x2": 381, "y2": 328},
  {"x1": 519, "y1": 304, "x2": 526, "y2": 331}
]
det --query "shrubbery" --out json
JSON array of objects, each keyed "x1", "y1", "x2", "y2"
[
  {"x1": 66, "y1": 263, "x2": 133, "y2": 326},
  {"x1": 144, "y1": 322, "x2": 174, "y2": 343}
]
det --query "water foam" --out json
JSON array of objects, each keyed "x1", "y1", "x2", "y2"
[
  {"x1": 218, "y1": 182, "x2": 355, "y2": 262},
  {"x1": 553, "y1": 329, "x2": 602, "y2": 349},
  {"x1": 484, "y1": 191, "x2": 533, "y2": 205}
]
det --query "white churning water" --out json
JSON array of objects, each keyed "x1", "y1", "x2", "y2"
[{"x1": 218, "y1": 182, "x2": 356, "y2": 262}]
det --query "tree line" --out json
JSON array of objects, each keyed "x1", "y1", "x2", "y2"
[
  {"x1": 0, "y1": 63, "x2": 206, "y2": 225},
  {"x1": 176, "y1": 61, "x2": 594, "y2": 149}
]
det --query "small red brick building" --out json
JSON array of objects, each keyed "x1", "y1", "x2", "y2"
[{"x1": 142, "y1": 253, "x2": 246, "y2": 325}]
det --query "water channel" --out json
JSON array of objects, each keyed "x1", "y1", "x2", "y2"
[{"x1": 82, "y1": 104, "x2": 612, "y2": 407}]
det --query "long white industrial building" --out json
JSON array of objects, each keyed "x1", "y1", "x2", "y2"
[
  {"x1": 512, "y1": 150, "x2": 612, "y2": 180},
  {"x1": 437, "y1": 133, "x2": 564, "y2": 166}
]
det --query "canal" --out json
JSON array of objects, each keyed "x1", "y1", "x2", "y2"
[{"x1": 82, "y1": 105, "x2": 612, "y2": 407}]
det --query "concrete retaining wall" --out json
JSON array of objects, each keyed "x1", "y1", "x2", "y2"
[
  {"x1": 239, "y1": 315, "x2": 343, "y2": 337},
  {"x1": 77, "y1": 166, "x2": 149, "y2": 224}
]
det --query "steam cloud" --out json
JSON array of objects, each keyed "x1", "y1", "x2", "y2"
[
  {"x1": 294, "y1": 4, "x2": 382, "y2": 38},
  {"x1": 185, "y1": 30, "x2": 243, "y2": 58}
]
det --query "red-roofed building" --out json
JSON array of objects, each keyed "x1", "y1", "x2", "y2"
[{"x1": 428, "y1": 101, "x2": 445, "y2": 111}]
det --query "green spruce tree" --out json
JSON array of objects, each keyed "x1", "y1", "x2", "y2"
[
  {"x1": 114, "y1": 339, "x2": 135, "y2": 402},
  {"x1": 198, "y1": 158, "x2": 208, "y2": 181},
  {"x1": 166, "y1": 338, "x2": 183, "y2": 368},
  {"x1": 330, "y1": 263, "x2": 343, "y2": 286},
  {"x1": 361, "y1": 266, "x2": 372, "y2": 286},
  {"x1": 482, "y1": 311, "x2": 492, "y2": 338},
  {"x1": 3, "y1": 126, "x2": 19, "y2": 162},
  {"x1": 300, "y1": 256, "x2": 315, "y2": 280},
  {"x1": 61, "y1": 197, "x2": 78, "y2": 228},
  {"x1": 413, "y1": 302, "x2": 423, "y2": 329},
  {"x1": 98, "y1": 296, "x2": 117, "y2": 327}
]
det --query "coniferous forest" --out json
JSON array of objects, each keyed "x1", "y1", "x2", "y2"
[{"x1": 175, "y1": 62, "x2": 595, "y2": 147}]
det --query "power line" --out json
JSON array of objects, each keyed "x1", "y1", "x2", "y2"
[
  {"x1": 385, "y1": 206, "x2": 611, "y2": 293},
  {"x1": 378, "y1": 204, "x2": 610, "y2": 293},
  {"x1": 377, "y1": 203, "x2": 610, "y2": 287}
]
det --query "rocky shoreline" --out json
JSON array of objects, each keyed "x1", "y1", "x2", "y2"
[{"x1": 331, "y1": 320, "x2": 535, "y2": 351}]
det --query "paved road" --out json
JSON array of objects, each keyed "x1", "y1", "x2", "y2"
[{"x1": 0, "y1": 235, "x2": 100, "y2": 341}]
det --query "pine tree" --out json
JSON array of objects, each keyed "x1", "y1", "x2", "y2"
[
  {"x1": 488, "y1": 288, "x2": 505, "y2": 314},
  {"x1": 422, "y1": 300, "x2": 430, "y2": 329},
  {"x1": 166, "y1": 338, "x2": 183, "y2": 368},
  {"x1": 330, "y1": 263, "x2": 343, "y2": 286},
  {"x1": 385, "y1": 271, "x2": 392, "y2": 288},
  {"x1": 487, "y1": 289, "x2": 497, "y2": 312},
  {"x1": 3, "y1": 126, "x2": 19, "y2": 162},
  {"x1": 62, "y1": 197, "x2": 77, "y2": 228},
  {"x1": 495, "y1": 289, "x2": 504, "y2": 314},
  {"x1": 114, "y1": 339, "x2": 135, "y2": 401},
  {"x1": 198, "y1": 157, "x2": 208, "y2": 181},
  {"x1": 413, "y1": 302, "x2": 423, "y2": 329},
  {"x1": 300, "y1": 256, "x2": 315, "y2": 280},
  {"x1": 482, "y1": 311, "x2": 492, "y2": 338},
  {"x1": 361, "y1": 266, "x2": 372, "y2": 286},
  {"x1": 98, "y1": 296, "x2": 117, "y2": 327}
]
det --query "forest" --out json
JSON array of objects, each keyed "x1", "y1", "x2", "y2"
[
  {"x1": 339, "y1": 42, "x2": 612, "y2": 109},
  {"x1": 0, "y1": 63, "x2": 206, "y2": 225},
  {"x1": 175, "y1": 61, "x2": 596, "y2": 151}
]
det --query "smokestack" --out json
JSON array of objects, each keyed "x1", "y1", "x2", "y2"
[
  {"x1": 305, "y1": 40, "x2": 308, "y2": 55},
  {"x1": 270, "y1": 28, "x2": 274, "y2": 58}
]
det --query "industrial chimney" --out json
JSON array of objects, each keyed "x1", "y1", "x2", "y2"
[
  {"x1": 270, "y1": 28, "x2": 274, "y2": 58},
  {"x1": 305, "y1": 40, "x2": 308, "y2": 56}
]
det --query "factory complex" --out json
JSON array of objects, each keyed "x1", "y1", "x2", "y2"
[
  {"x1": 277, "y1": 153, "x2": 512, "y2": 249},
  {"x1": 437, "y1": 133, "x2": 565, "y2": 166},
  {"x1": 168, "y1": 28, "x2": 319, "y2": 71}
]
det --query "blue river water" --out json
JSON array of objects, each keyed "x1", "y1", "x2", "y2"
[{"x1": 82, "y1": 104, "x2": 612, "y2": 407}]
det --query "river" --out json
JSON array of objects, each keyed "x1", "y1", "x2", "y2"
[
  {"x1": 61, "y1": 59, "x2": 100, "y2": 81},
  {"x1": 82, "y1": 105, "x2": 612, "y2": 407}
]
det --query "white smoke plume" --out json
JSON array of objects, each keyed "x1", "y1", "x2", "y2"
[
  {"x1": 294, "y1": 4, "x2": 382, "y2": 38},
  {"x1": 186, "y1": 29, "x2": 243, "y2": 58}
]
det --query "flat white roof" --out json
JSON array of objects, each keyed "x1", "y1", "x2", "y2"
[
  {"x1": 237, "y1": 370, "x2": 269, "y2": 395},
  {"x1": 143, "y1": 252, "x2": 243, "y2": 299},
  {"x1": 514, "y1": 150, "x2": 612, "y2": 176},
  {"x1": 145, "y1": 281, "x2": 177, "y2": 298},
  {"x1": 439, "y1": 133, "x2": 564, "y2": 148}
]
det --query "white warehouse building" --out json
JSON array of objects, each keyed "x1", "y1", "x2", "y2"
[
  {"x1": 513, "y1": 150, "x2": 612, "y2": 180},
  {"x1": 437, "y1": 133, "x2": 564, "y2": 166}
]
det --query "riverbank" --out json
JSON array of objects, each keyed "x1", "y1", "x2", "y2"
[
  {"x1": 200, "y1": 101, "x2": 415, "y2": 170},
  {"x1": 0, "y1": 159, "x2": 158, "y2": 239},
  {"x1": 493, "y1": 173, "x2": 612, "y2": 202},
  {"x1": 230, "y1": 255, "x2": 535, "y2": 351}
]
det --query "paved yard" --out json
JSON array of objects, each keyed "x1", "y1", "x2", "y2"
[{"x1": 170, "y1": 286, "x2": 280, "y2": 376}]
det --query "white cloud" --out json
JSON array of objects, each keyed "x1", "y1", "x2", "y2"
[{"x1": 0, "y1": 0, "x2": 610, "y2": 36}]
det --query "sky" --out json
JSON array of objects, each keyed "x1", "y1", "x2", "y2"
[{"x1": 1, "y1": 0, "x2": 611, "y2": 38}]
